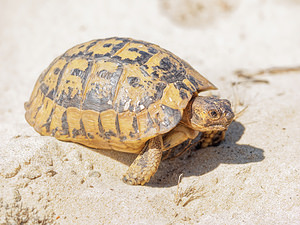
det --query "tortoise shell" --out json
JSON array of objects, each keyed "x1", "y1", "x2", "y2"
[{"x1": 25, "y1": 37, "x2": 216, "y2": 153}]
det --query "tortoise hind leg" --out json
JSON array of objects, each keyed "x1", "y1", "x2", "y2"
[{"x1": 123, "y1": 136, "x2": 163, "y2": 185}]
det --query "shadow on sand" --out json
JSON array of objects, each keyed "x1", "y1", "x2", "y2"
[{"x1": 90, "y1": 121, "x2": 264, "y2": 187}]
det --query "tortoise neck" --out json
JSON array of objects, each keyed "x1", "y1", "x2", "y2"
[{"x1": 180, "y1": 97, "x2": 195, "y2": 129}]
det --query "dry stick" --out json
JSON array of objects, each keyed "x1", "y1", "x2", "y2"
[
  {"x1": 231, "y1": 79, "x2": 269, "y2": 85},
  {"x1": 234, "y1": 105, "x2": 248, "y2": 120},
  {"x1": 235, "y1": 65, "x2": 300, "y2": 78}
]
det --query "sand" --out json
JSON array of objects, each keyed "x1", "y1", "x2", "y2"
[{"x1": 0, "y1": 0, "x2": 299, "y2": 224}]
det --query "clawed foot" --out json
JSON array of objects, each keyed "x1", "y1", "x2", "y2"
[{"x1": 122, "y1": 136, "x2": 163, "y2": 185}]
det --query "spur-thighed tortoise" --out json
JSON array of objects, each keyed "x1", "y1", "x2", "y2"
[{"x1": 25, "y1": 37, "x2": 234, "y2": 185}]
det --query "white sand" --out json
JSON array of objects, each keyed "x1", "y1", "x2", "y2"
[{"x1": 0, "y1": 0, "x2": 299, "y2": 224}]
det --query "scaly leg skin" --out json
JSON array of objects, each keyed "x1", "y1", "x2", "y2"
[
  {"x1": 123, "y1": 136, "x2": 163, "y2": 185},
  {"x1": 199, "y1": 130, "x2": 226, "y2": 148}
]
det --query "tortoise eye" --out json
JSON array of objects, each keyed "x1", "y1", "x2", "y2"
[{"x1": 208, "y1": 110, "x2": 219, "y2": 119}]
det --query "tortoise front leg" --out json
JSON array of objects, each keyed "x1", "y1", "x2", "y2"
[
  {"x1": 123, "y1": 135, "x2": 163, "y2": 185},
  {"x1": 199, "y1": 130, "x2": 226, "y2": 148}
]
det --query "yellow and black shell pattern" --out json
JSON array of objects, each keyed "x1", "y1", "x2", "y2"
[{"x1": 25, "y1": 37, "x2": 216, "y2": 153}]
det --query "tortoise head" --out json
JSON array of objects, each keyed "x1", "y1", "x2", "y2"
[{"x1": 186, "y1": 96, "x2": 234, "y2": 132}]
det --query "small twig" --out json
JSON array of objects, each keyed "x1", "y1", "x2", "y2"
[
  {"x1": 234, "y1": 105, "x2": 248, "y2": 120},
  {"x1": 235, "y1": 65, "x2": 300, "y2": 78},
  {"x1": 231, "y1": 79, "x2": 269, "y2": 85}
]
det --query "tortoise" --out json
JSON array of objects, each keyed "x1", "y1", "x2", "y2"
[{"x1": 25, "y1": 37, "x2": 234, "y2": 185}]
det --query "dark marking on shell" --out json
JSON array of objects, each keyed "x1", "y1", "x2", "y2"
[
  {"x1": 179, "y1": 90, "x2": 188, "y2": 100},
  {"x1": 103, "y1": 52, "x2": 111, "y2": 57},
  {"x1": 53, "y1": 62, "x2": 69, "y2": 100},
  {"x1": 115, "y1": 37, "x2": 130, "y2": 41},
  {"x1": 54, "y1": 68, "x2": 60, "y2": 75},
  {"x1": 72, "y1": 129, "x2": 80, "y2": 138},
  {"x1": 87, "y1": 133, "x2": 94, "y2": 139},
  {"x1": 33, "y1": 105, "x2": 42, "y2": 120},
  {"x1": 151, "y1": 71, "x2": 159, "y2": 79},
  {"x1": 159, "y1": 57, "x2": 172, "y2": 71},
  {"x1": 103, "y1": 43, "x2": 112, "y2": 48},
  {"x1": 115, "y1": 114, "x2": 121, "y2": 136},
  {"x1": 128, "y1": 47, "x2": 139, "y2": 52},
  {"x1": 160, "y1": 104, "x2": 181, "y2": 130},
  {"x1": 174, "y1": 81, "x2": 190, "y2": 91},
  {"x1": 51, "y1": 127, "x2": 58, "y2": 136},
  {"x1": 85, "y1": 51, "x2": 94, "y2": 57},
  {"x1": 121, "y1": 58, "x2": 135, "y2": 64},
  {"x1": 61, "y1": 111, "x2": 69, "y2": 135},
  {"x1": 33, "y1": 94, "x2": 46, "y2": 120},
  {"x1": 71, "y1": 68, "x2": 84, "y2": 77},
  {"x1": 187, "y1": 75, "x2": 201, "y2": 91},
  {"x1": 80, "y1": 119, "x2": 87, "y2": 137},
  {"x1": 153, "y1": 112, "x2": 160, "y2": 128},
  {"x1": 144, "y1": 112, "x2": 154, "y2": 134},
  {"x1": 135, "y1": 51, "x2": 152, "y2": 65},
  {"x1": 127, "y1": 77, "x2": 140, "y2": 88},
  {"x1": 140, "y1": 66, "x2": 150, "y2": 77},
  {"x1": 107, "y1": 65, "x2": 123, "y2": 92},
  {"x1": 97, "y1": 70, "x2": 112, "y2": 79},
  {"x1": 161, "y1": 116, "x2": 171, "y2": 129},
  {"x1": 55, "y1": 88, "x2": 81, "y2": 109},
  {"x1": 161, "y1": 67, "x2": 186, "y2": 83},
  {"x1": 98, "y1": 114, "x2": 105, "y2": 137},
  {"x1": 69, "y1": 51, "x2": 84, "y2": 59},
  {"x1": 105, "y1": 130, "x2": 116, "y2": 139},
  {"x1": 174, "y1": 81, "x2": 191, "y2": 100},
  {"x1": 72, "y1": 119, "x2": 86, "y2": 138},
  {"x1": 82, "y1": 65, "x2": 123, "y2": 112},
  {"x1": 120, "y1": 136, "x2": 127, "y2": 141},
  {"x1": 94, "y1": 53, "x2": 104, "y2": 58},
  {"x1": 85, "y1": 41, "x2": 98, "y2": 52},
  {"x1": 132, "y1": 116, "x2": 139, "y2": 134},
  {"x1": 46, "y1": 89, "x2": 55, "y2": 99},
  {"x1": 161, "y1": 104, "x2": 181, "y2": 120},
  {"x1": 154, "y1": 82, "x2": 167, "y2": 100},
  {"x1": 131, "y1": 39, "x2": 149, "y2": 45},
  {"x1": 40, "y1": 83, "x2": 49, "y2": 95},
  {"x1": 41, "y1": 107, "x2": 55, "y2": 132},
  {"x1": 110, "y1": 40, "x2": 130, "y2": 54},
  {"x1": 128, "y1": 103, "x2": 134, "y2": 112},
  {"x1": 111, "y1": 55, "x2": 122, "y2": 61},
  {"x1": 142, "y1": 64, "x2": 149, "y2": 69},
  {"x1": 116, "y1": 96, "x2": 130, "y2": 113},
  {"x1": 82, "y1": 89, "x2": 112, "y2": 112},
  {"x1": 81, "y1": 61, "x2": 94, "y2": 90},
  {"x1": 139, "y1": 95, "x2": 154, "y2": 109},
  {"x1": 148, "y1": 47, "x2": 158, "y2": 54},
  {"x1": 129, "y1": 131, "x2": 135, "y2": 138}
]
